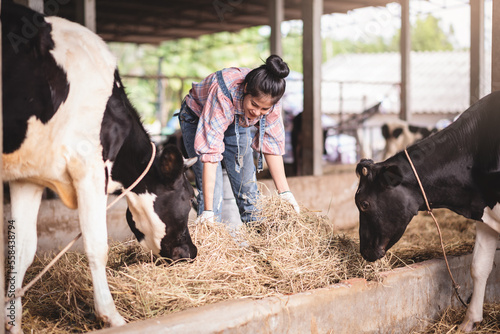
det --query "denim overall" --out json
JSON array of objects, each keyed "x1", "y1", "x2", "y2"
[{"x1": 179, "y1": 71, "x2": 266, "y2": 223}]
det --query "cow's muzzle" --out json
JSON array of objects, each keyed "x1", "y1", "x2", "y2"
[
  {"x1": 168, "y1": 243, "x2": 198, "y2": 262},
  {"x1": 360, "y1": 246, "x2": 386, "y2": 262}
]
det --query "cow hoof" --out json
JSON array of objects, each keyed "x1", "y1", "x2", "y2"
[
  {"x1": 5, "y1": 324, "x2": 21, "y2": 334},
  {"x1": 458, "y1": 319, "x2": 478, "y2": 332},
  {"x1": 103, "y1": 314, "x2": 127, "y2": 328}
]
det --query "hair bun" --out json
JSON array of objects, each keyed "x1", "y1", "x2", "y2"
[{"x1": 265, "y1": 55, "x2": 290, "y2": 79}]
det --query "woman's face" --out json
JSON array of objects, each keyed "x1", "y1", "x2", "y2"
[{"x1": 242, "y1": 93, "x2": 274, "y2": 122}]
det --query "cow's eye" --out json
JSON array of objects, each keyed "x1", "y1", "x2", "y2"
[{"x1": 360, "y1": 201, "x2": 370, "y2": 211}]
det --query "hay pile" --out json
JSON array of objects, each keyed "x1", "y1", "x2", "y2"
[
  {"x1": 387, "y1": 209, "x2": 476, "y2": 264},
  {"x1": 416, "y1": 304, "x2": 500, "y2": 333},
  {"x1": 21, "y1": 195, "x2": 392, "y2": 333}
]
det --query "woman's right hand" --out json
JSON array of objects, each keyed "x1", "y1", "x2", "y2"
[
  {"x1": 279, "y1": 191, "x2": 300, "y2": 213},
  {"x1": 196, "y1": 210, "x2": 215, "y2": 224}
]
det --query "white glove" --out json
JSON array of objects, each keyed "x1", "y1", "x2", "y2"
[
  {"x1": 279, "y1": 191, "x2": 300, "y2": 213},
  {"x1": 196, "y1": 210, "x2": 215, "y2": 224}
]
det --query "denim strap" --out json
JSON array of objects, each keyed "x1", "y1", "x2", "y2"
[
  {"x1": 215, "y1": 71, "x2": 233, "y2": 102},
  {"x1": 257, "y1": 115, "x2": 266, "y2": 172},
  {"x1": 215, "y1": 70, "x2": 244, "y2": 173}
]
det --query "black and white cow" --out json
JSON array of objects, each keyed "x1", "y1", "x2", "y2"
[
  {"x1": 2, "y1": 1, "x2": 197, "y2": 332},
  {"x1": 381, "y1": 120, "x2": 436, "y2": 160},
  {"x1": 355, "y1": 91, "x2": 500, "y2": 331}
]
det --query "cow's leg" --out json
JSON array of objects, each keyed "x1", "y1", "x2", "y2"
[
  {"x1": 459, "y1": 220, "x2": 498, "y2": 332},
  {"x1": 4, "y1": 181, "x2": 44, "y2": 334},
  {"x1": 74, "y1": 169, "x2": 126, "y2": 327}
]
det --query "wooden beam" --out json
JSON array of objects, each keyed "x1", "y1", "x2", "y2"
[
  {"x1": 64, "y1": 0, "x2": 395, "y2": 44},
  {"x1": 269, "y1": 0, "x2": 284, "y2": 56},
  {"x1": 492, "y1": 0, "x2": 500, "y2": 92},
  {"x1": 302, "y1": 0, "x2": 323, "y2": 176},
  {"x1": 470, "y1": 0, "x2": 484, "y2": 105},
  {"x1": 400, "y1": 0, "x2": 411, "y2": 121}
]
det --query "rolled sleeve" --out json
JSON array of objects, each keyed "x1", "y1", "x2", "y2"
[
  {"x1": 194, "y1": 85, "x2": 234, "y2": 163},
  {"x1": 251, "y1": 100, "x2": 285, "y2": 156}
]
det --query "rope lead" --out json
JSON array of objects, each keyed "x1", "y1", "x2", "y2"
[{"x1": 404, "y1": 149, "x2": 468, "y2": 308}]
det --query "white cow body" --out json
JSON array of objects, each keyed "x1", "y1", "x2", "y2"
[{"x1": 2, "y1": 2, "x2": 197, "y2": 332}]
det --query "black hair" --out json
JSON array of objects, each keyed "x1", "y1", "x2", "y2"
[{"x1": 243, "y1": 55, "x2": 290, "y2": 104}]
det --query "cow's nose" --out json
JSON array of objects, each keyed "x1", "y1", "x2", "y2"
[
  {"x1": 361, "y1": 247, "x2": 386, "y2": 262},
  {"x1": 171, "y1": 244, "x2": 197, "y2": 261}
]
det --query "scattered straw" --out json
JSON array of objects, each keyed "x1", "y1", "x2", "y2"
[
  {"x1": 19, "y1": 196, "x2": 477, "y2": 333},
  {"x1": 414, "y1": 304, "x2": 500, "y2": 333}
]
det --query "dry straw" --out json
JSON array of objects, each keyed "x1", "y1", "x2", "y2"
[
  {"x1": 415, "y1": 304, "x2": 500, "y2": 333},
  {"x1": 20, "y1": 196, "x2": 478, "y2": 333}
]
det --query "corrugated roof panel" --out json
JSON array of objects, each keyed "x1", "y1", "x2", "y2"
[{"x1": 320, "y1": 51, "x2": 491, "y2": 115}]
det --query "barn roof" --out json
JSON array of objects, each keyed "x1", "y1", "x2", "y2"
[
  {"x1": 54, "y1": 0, "x2": 394, "y2": 44},
  {"x1": 318, "y1": 50, "x2": 492, "y2": 115}
]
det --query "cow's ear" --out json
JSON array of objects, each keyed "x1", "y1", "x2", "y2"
[
  {"x1": 356, "y1": 159, "x2": 374, "y2": 178},
  {"x1": 379, "y1": 164, "x2": 403, "y2": 188},
  {"x1": 160, "y1": 145, "x2": 183, "y2": 182}
]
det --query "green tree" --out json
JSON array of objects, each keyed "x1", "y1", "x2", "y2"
[
  {"x1": 109, "y1": 27, "x2": 270, "y2": 124},
  {"x1": 390, "y1": 14, "x2": 454, "y2": 52},
  {"x1": 108, "y1": 13, "x2": 456, "y2": 123}
]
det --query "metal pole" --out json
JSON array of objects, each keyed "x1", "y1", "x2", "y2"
[
  {"x1": 470, "y1": 0, "x2": 484, "y2": 104},
  {"x1": 492, "y1": 0, "x2": 500, "y2": 92},
  {"x1": 302, "y1": 0, "x2": 323, "y2": 176},
  {"x1": 400, "y1": 0, "x2": 411, "y2": 121},
  {"x1": 76, "y1": 0, "x2": 96, "y2": 32},
  {"x1": 269, "y1": 0, "x2": 283, "y2": 56}
]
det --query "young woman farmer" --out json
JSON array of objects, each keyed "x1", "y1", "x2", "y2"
[{"x1": 179, "y1": 55, "x2": 299, "y2": 224}]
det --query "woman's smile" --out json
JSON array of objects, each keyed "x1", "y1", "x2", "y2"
[{"x1": 243, "y1": 94, "x2": 274, "y2": 121}]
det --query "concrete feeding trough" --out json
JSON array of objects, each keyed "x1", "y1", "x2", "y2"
[{"x1": 94, "y1": 251, "x2": 500, "y2": 334}]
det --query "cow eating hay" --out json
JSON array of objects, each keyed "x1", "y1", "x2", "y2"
[
  {"x1": 2, "y1": 2, "x2": 197, "y2": 332},
  {"x1": 356, "y1": 91, "x2": 500, "y2": 331},
  {"x1": 17, "y1": 195, "x2": 479, "y2": 332},
  {"x1": 19, "y1": 194, "x2": 394, "y2": 332}
]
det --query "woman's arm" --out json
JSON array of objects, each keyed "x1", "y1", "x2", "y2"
[
  {"x1": 265, "y1": 153, "x2": 300, "y2": 213},
  {"x1": 202, "y1": 161, "x2": 218, "y2": 211},
  {"x1": 264, "y1": 153, "x2": 290, "y2": 193}
]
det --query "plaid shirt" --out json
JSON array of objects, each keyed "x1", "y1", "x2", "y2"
[{"x1": 185, "y1": 67, "x2": 285, "y2": 163}]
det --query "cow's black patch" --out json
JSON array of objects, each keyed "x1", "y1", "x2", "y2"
[
  {"x1": 2, "y1": 1, "x2": 69, "y2": 153},
  {"x1": 392, "y1": 127, "x2": 403, "y2": 139},
  {"x1": 409, "y1": 125, "x2": 432, "y2": 137},
  {"x1": 381, "y1": 124, "x2": 390, "y2": 140},
  {"x1": 126, "y1": 208, "x2": 145, "y2": 242},
  {"x1": 100, "y1": 70, "x2": 135, "y2": 162},
  {"x1": 100, "y1": 70, "x2": 153, "y2": 194},
  {"x1": 159, "y1": 145, "x2": 184, "y2": 186}
]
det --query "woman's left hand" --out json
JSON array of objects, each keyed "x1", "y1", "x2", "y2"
[{"x1": 279, "y1": 191, "x2": 300, "y2": 213}]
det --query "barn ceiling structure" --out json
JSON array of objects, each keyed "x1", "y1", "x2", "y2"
[
  {"x1": 35, "y1": 0, "x2": 392, "y2": 176},
  {"x1": 11, "y1": 0, "x2": 488, "y2": 176},
  {"x1": 48, "y1": 0, "x2": 395, "y2": 44}
]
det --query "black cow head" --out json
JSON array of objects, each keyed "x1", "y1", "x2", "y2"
[
  {"x1": 354, "y1": 159, "x2": 420, "y2": 262},
  {"x1": 125, "y1": 144, "x2": 198, "y2": 262}
]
